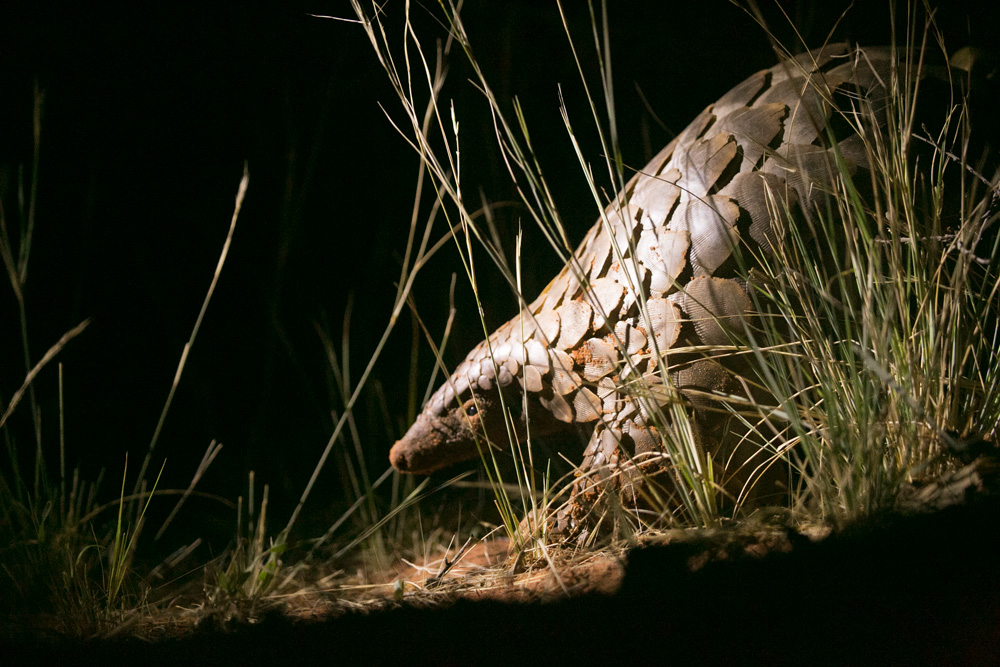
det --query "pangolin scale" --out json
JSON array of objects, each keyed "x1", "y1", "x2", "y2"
[{"x1": 390, "y1": 44, "x2": 895, "y2": 536}]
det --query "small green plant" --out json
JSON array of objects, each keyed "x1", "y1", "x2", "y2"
[
  {"x1": 101, "y1": 455, "x2": 164, "y2": 616},
  {"x1": 209, "y1": 472, "x2": 286, "y2": 606}
]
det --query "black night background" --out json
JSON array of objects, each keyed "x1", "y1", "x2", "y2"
[{"x1": 2, "y1": 2, "x2": 999, "y2": 660}]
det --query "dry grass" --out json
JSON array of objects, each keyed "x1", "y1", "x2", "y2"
[{"x1": 2, "y1": 0, "x2": 997, "y2": 643}]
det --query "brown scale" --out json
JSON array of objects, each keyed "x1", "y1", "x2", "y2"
[{"x1": 389, "y1": 44, "x2": 897, "y2": 539}]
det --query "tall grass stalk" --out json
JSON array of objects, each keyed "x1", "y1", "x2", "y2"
[
  {"x1": 352, "y1": 0, "x2": 556, "y2": 546},
  {"x1": 278, "y1": 61, "x2": 461, "y2": 549},
  {"x1": 103, "y1": 455, "x2": 164, "y2": 615},
  {"x1": 131, "y1": 164, "x2": 249, "y2": 498}
]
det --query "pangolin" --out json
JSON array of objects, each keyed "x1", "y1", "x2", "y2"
[{"x1": 390, "y1": 44, "x2": 895, "y2": 535}]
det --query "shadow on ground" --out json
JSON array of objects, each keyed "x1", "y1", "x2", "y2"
[{"x1": 8, "y1": 495, "x2": 999, "y2": 665}]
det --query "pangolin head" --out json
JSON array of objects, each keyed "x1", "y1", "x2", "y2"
[
  {"x1": 389, "y1": 339, "x2": 569, "y2": 475},
  {"x1": 389, "y1": 366, "x2": 517, "y2": 475}
]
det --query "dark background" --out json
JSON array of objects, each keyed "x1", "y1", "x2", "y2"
[{"x1": 1, "y1": 2, "x2": 996, "y2": 545}]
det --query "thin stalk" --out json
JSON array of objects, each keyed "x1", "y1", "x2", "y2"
[{"x1": 133, "y1": 164, "x2": 248, "y2": 496}]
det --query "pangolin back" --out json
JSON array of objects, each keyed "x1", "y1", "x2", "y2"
[{"x1": 390, "y1": 44, "x2": 894, "y2": 528}]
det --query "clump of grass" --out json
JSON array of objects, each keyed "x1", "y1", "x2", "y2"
[
  {"x1": 0, "y1": 87, "x2": 112, "y2": 635},
  {"x1": 741, "y1": 24, "x2": 1000, "y2": 524},
  {"x1": 352, "y1": 0, "x2": 999, "y2": 550},
  {"x1": 0, "y1": 140, "x2": 249, "y2": 634},
  {"x1": 201, "y1": 472, "x2": 288, "y2": 619},
  {"x1": 0, "y1": 422, "x2": 166, "y2": 636},
  {"x1": 100, "y1": 455, "x2": 164, "y2": 620}
]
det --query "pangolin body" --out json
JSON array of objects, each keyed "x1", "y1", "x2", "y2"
[{"x1": 390, "y1": 44, "x2": 895, "y2": 533}]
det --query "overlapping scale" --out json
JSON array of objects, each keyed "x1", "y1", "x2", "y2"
[
  {"x1": 674, "y1": 107, "x2": 717, "y2": 151},
  {"x1": 586, "y1": 229, "x2": 613, "y2": 280},
  {"x1": 823, "y1": 47, "x2": 893, "y2": 91},
  {"x1": 674, "y1": 276, "x2": 752, "y2": 346},
  {"x1": 757, "y1": 76, "x2": 834, "y2": 146},
  {"x1": 605, "y1": 258, "x2": 648, "y2": 313},
  {"x1": 534, "y1": 309, "x2": 561, "y2": 346},
  {"x1": 668, "y1": 195, "x2": 740, "y2": 277},
  {"x1": 597, "y1": 376, "x2": 619, "y2": 416},
  {"x1": 614, "y1": 320, "x2": 647, "y2": 356},
  {"x1": 512, "y1": 338, "x2": 550, "y2": 394},
  {"x1": 537, "y1": 270, "x2": 572, "y2": 314},
  {"x1": 549, "y1": 348, "x2": 581, "y2": 396},
  {"x1": 525, "y1": 338, "x2": 549, "y2": 367},
  {"x1": 507, "y1": 314, "x2": 537, "y2": 343},
  {"x1": 636, "y1": 226, "x2": 689, "y2": 294},
  {"x1": 492, "y1": 341, "x2": 512, "y2": 364},
  {"x1": 572, "y1": 386, "x2": 602, "y2": 423},
  {"x1": 585, "y1": 277, "x2": 625, "y2": 330},
  {"x1": 453, "y1": 358, "x2": 473, "y2": 381},
  {"x1": 576, "y1": 337, "x2": 619, "y2": 382},
  {"x1": 540, "y1": 392, "x2": 574, "y2": 423},
  {"x1": 718, "y1": 172, "x2": 793, "y2": 256},
  {"x1": 713, "y1": 102, "x2": 786, "y2": 168},
  {"x1": 605, "y1": 206, "x2": 638, "y2": 260},
  {"x1": 762, "y1": 143, "x2": 853, "y2": 211},
  {"x1": 520, "y1": 364, "x2": 544, "y2": 393},
  {"x1": 629, "y1": 167, "x2": 681, "y2": 228},
  {"x1": 644, "y1": 297, "x2": 682, "y2": 352},
  {"x1": 555, "y1": 300, "x2": 593, "y2": 349},
  {"x1": 669, "y1": 132, "x2": 739, "y2": 202},
  {"x1": 710, "y1": 69, "x2": 771, "y2": 119},
  {"x1": 452, "y1": 373, "x2": 471, "y2": 399}
]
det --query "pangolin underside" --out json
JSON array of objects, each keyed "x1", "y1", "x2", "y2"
[{"x1": 391, "y1": 44, "x2": 896, "y2": 536}]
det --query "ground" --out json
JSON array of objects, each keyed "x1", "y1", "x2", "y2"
[{"x1": 6, "y1": 489, "x2": 998, "y2": 665}]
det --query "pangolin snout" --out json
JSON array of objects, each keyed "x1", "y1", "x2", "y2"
[
  {"x1": 389, "y1": 412, "x2": 481, "y2": 475},
  {"x1": 389, "y1": 437, "x2": 422, "y2": 474}
]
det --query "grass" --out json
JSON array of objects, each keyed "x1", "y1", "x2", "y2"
[
  {"x1": 348, "y1": 0, "x2": 744, "y2": 542},
  {"x1": 1, "y1": 0, "x2": 997, "y2": 642},
  {"x1": 0, "y1": 150, "x2": 248, "y2": 635},
  {"x1": 351, "y1": 0, "x2": 999, "y2": 541},
  {"x1": 736, "y1": 10, "x2": 1000, "y2": 523},
  {"x1": 0, "y1": 10, "x2": 494, "y2": 636}
]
